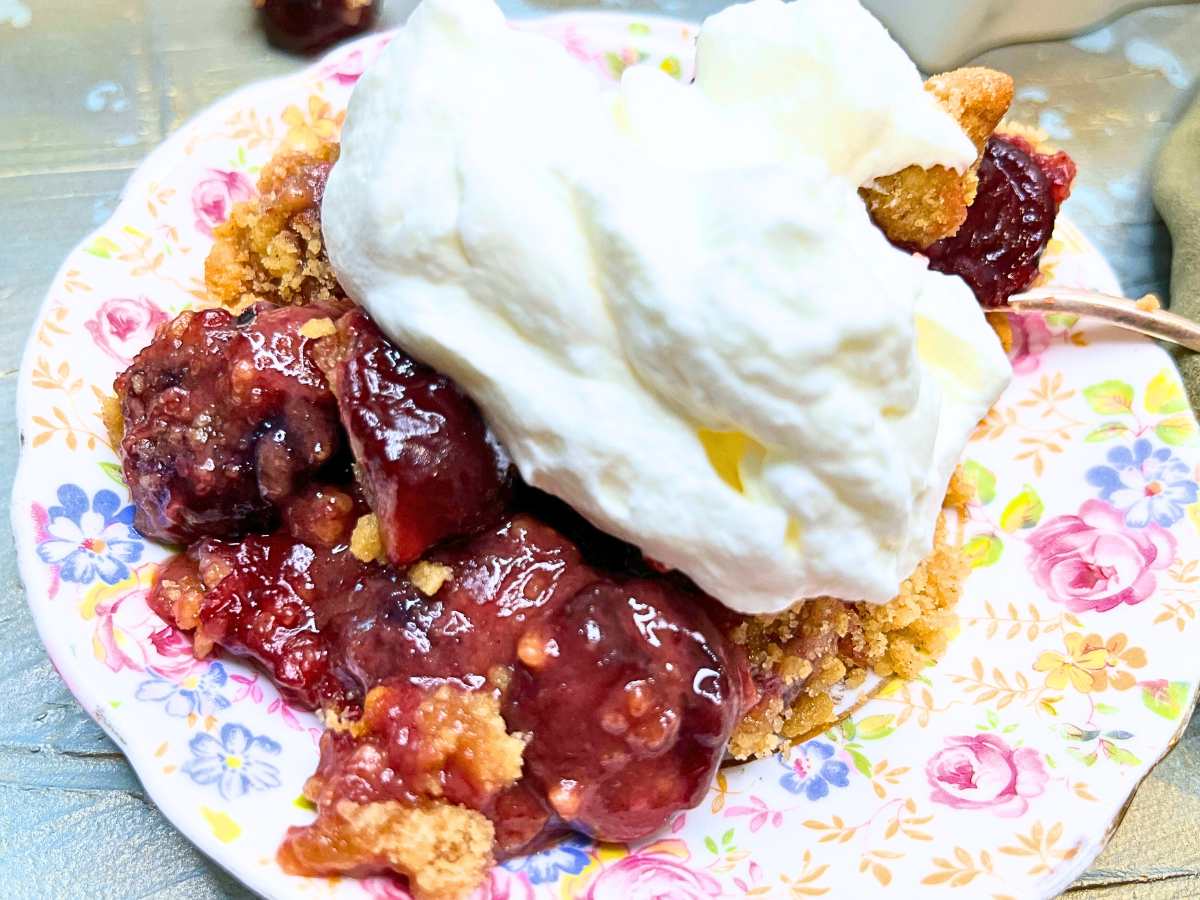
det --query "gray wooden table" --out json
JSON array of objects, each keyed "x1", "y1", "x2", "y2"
[{"x1": 2, "y1": 1, "x2": 1198, "y2": 897}]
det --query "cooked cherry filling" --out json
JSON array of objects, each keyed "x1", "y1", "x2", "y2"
[
  {"x1": 150, "y1": 503, "x2": 752, "y2": 858},
  {"x1": 316, "y1": 309, "x2": 512, "y2": 565},
  {"x1": 116, "y1": 303, "x2": 342, "y2": 543},
  {"x1": 920, "y1": 134, "x2": 1076, "y2": 307}
]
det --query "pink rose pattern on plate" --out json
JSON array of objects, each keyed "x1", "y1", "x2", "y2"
[
  {"x1": 14, "y1": 17, "x2": 1200, "y2": 900},
  {"x1": 81, "y1": 565, "x2": 202, "y2": 679},
  {"x1": 927, "y1": 734, "x2": 1050, "y2": 816},
  {"x1": 191, "y1": 168, "x2": 255, "y2": 237},
  {"x1": 584, "y1": 848, "x2": 721, "y2": 900},
  {"x1": 84, "y1": 295, "x2": 168, "y2": 364},
  {"x1": 1007, "y1": 313, "x2": 1053, "y2": 374},
  {"x1": 1027, "y1": 499, "x2": 1176, "y2": 613}
]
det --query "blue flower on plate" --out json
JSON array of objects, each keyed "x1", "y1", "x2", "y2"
[
  {"x1": 502, "y1": 833, "x2": 591, "y2": 884},
  {"x1": 36, "y1": 484, "x2": 142, "y2": 584},
  {"x1": 779, "y1": 740, "x2": 850, "y2": 800},
  {"x1": 183, "y1": 722, "x2": 282, "y2": 800},
  {"x1": 1087, "y1": 439, "x2": 1198, "y2": 528},
  {"x1": 135, "y1": 662, "x2": 231, "y2": 718}
]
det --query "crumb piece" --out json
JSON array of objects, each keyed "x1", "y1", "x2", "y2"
[
  {"x1": 322, "y1": 707, "x2": 364, "y2": 736},
  {"x1": 398, "y1": 686, "x2": 525, "y2": 797},
  {"x1": 153, "y1": 561, "x2": 204, "y2": 631},
  {"x1": 279, "y1": 799, "x2": 495, "y2": 900},
  {"x1": 205, "y1": 141, "x2": 345, "y2": 309},
  {"x1": 1136, "y1": 294, "x2": 1161, "y2": 312},
  {"x1": 409, "y1": 560, "x2": 453, "y2": 596},
  {"x1": 192, "y1": 631, "x2": 215, "y2": 659},
  {"x1": 548, "y1": 780, "x2": 584, "y2": 818},
  {"x1": 728, "y1": 486, "x2": 969, "y2": 759},
  {"x1": 349, "y1": 513, "x2": 387, "y2": 563},
  {"x1": 516, "y1": 629, "x2": 558, "y2": 670},
  {"x1": 100, "y1": 394, "x2": 124, "y2": 452},
  {"x1": 986, "y1": 311, "x2": 1013, "y2": 354},
  {"x1": 803, "y1": 653, "x2": 846, "y2": 697},
  {"x1": 299, "y1": 316, "x2": 337, "y2": 339},
  {"x1": 944, "y1": 465, "x2": 975, "y2": 512},
  {"x1": 994, "y1": 120, "x2": 1052, "y2": 151},
  {"x1": 313, "y1": 685, "x2": 525, "y2": 807},
  {"x1": 728, "y1": 694, "x2": 785, "y2": 760},
  {"x1": 925, "y1": 68, "x2": 1017, "y2": 149},
  {"x1": 282, "y1": 687, "x2": 523, "y2": 899},
  {"x1": 149, "y1": 555, "x2": 213, "y2": 656},
  {"x1": 780, "y1": 691, "x2": 836, "y2": 741},
  {"x1": 862, "y1": 67, "x2": 1014, "y2": 248},
  {"x1": 487, "y1": 665, "x2": 512, "y2": 692}
]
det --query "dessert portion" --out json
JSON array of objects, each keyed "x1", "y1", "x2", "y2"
[
  {"x1": 108, "y1": 0, "x2": 1083, "y2": 896},
  {"x1": 322, "y1": 0, "x2": 1011, "y2": 614}
]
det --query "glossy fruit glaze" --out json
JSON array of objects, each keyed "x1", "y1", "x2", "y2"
[
  {"x1": 150, "y1": 490, "x2": 753, "y2": 857},
  {"x1": 922, "y1": 134, "x2": 1076, "y2": 307},
  {"x1": 315, "y1": 309, "x2": 512, "y2": 566},
  {"x1": 115, "y1": 303, "x2": 343, "y2": 544}
]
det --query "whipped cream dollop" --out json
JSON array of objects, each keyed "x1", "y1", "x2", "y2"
[{"x1": 322, "y1": 0, "x2": 1012, "y2": 614}]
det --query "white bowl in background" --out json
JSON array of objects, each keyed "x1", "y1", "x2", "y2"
[{"x1": 863, "y1": 0, "x2": 1174, "y2": 71}]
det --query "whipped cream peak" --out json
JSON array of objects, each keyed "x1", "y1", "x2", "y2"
[
  {"x1": 322, "y1": 0, "x2": 1011, "y2": 614},
  {"x1": 694, "y1": 0, "x2": 977, "y2": 185}
]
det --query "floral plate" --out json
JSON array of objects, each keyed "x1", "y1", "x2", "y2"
[{"x1": 13, "y1": 13, "x2": 1200, "y2": 900}]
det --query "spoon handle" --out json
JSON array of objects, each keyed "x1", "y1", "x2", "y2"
[{"x1": 1004, "y1": 287, "x2": 1200, "y2": 353}]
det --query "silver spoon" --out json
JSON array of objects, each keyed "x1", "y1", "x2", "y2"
[{"x1": 1004, "y1": 287, "x2": 1200, "y2": 353}]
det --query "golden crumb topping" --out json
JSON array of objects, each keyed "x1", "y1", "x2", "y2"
[
  {"x1": 100, "y1": 394, "x2": 125, "y2": 452},
  {"x1": 399, "y1": 686, "x2": 526, "y2": 797},
  {"x1": 862, "y1": 67, "x2": 1014, "y2": 248},
  {"x1": 299, "y1": 316, "x2": 337, "y2": 339},
  {"x1": 282, "y1": 687, "x2": 522, "y2": 899},
  {"x1": 409, "y1": 560, "x2": 454, "y2": 597},
  {"x1": 728, "y1": 483, "x2": 971, "y2": 760},
  {"x1": 205, "y1": 141, "x2": 344, "y2": 309},
  {"x1": 349, "y1": 513, "x2": 387, "y2": 563},
  {"x1": 280, "y1": 799, "x2": 495, "y2": 900}
]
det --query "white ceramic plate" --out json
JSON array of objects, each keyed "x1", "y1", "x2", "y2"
[{"x1": 14, "y1": 14, "x2": 1200, "y2": 900}]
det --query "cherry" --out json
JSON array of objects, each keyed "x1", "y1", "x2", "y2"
[
  {"x1": 256, "y1": 0, "x2": 381, "y2": 54},
  {"x1": 116, "y1": 303, "x2": 342, "y2": 544},
  {"x1": 317, "y1": 309, "x2": 511, "y2": 565},
  {"x1": 922, "y1": 135, "x2": 1074, "y2": 308}
]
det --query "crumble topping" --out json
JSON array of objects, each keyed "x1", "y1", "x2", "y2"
[
  {"x1": 397, "y1": 687, "x2": 526, "y2": 798},
  {"x1": 100, "y1": 394, "x2": 124, "y2": 451},
  {"x1": 299, "y1": 316, "x2": 338, "y2": 339},
  {"x1": 349, "y1": 512, "x2": 387, "y2": 563},
  {"x1": 281, "y1": 686, "x2": 523, "y2": 899},
  {"x1": 728, "y1": 488, "x2": 970, "y2": 760},
  {"x1": 409, "y1": 560, "x2": 453, "y2": 596},
  {"x1": 205, "y1": 141, "x2": 344, "y2": 310},
  {"x1": 280, "y1": 799, "x2": 496, "y2": 900},
  {"x1": 862, "y1": 67, "x2": 1014, "y2": 248}
]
